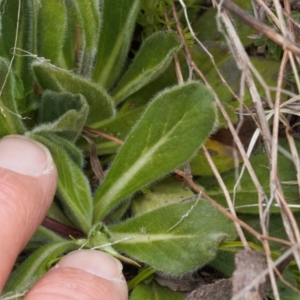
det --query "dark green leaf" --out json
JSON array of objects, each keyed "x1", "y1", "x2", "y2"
[{"x1": 35, "y1": 91, "x2": 89, "y2": 141}]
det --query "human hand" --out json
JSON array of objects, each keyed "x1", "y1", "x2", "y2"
[{"x1": 0, "y1": 135, "x2": 128, "y2": 299}]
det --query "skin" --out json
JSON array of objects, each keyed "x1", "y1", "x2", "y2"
[{"x1": 0, "y1": 135, "x2": 128, "y2": 300}]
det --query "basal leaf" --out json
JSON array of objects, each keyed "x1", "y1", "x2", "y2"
[
  {"x1": 130, "y1": 281, "x2": 184, "y2": 300},
  {"x1": 37, "y1": 0, "x2": 67, "y2": 64},
  {"x1": 32, "y1": 61, "x2": 115, "y2": 125},
  {"x1": 28, "y1": 133, "x2": 93, "y2": 234},
  {"x1": 113, "y1": 31, "x2": 182, "y2": 104},
  {"x1": 132, "y1": 177, "x2": 195, "y2": 216},
  {"x1": 109, "y1": 199, "x2": 236, "y2": 275},
  {"x1": 0, "y1": 58, "x2": 25, "y2": 137},
  {"x1": 60, "y1": 0, "x2": 81, "y2": 70},
  {"x1": 93, "y1": 82, "x2": 217, "y2": 222},
  {"x1": 34, "y1": 91, "x2": 89, "y2": 142},
  {"x1": 3, "y1": 241, "x2": 75, "y2": 294},
  {"x1": 92, "y1": 0, "x2": 141, "y2": 88},
  {"x1": 73, "y1": 0, "x2": 100, "y2": 76},
  {"x1": 82, "y1": 106, "x2": 144, "y2": 155}
]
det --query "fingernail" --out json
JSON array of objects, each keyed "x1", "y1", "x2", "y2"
[
  {"x1": 57, "y1": 250, "x2": 124, "y2": 280},
  {"x1": 0, "y1": 135, "x2": 54, "y2": 176}
]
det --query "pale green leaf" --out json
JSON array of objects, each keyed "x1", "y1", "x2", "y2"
[
  {"x1": 93, "y1": 82, "x2": 217, "y2": 222},
  {"x1": 113, "y1": 31, "x2": 182, "y2": 104},
  {"x1": 29, "y1": 133, "x2": 93, "y2": 233},
  {"x1": 92, "y1": 0, "x2": 141, "y2": 88},
  {"x1": 4, "y1": 241, "x2": 75, "y2": 294},
  {"x1": 109, "y1": 199, "x2": 236, "y2": 275},
  {"x1": 130, "y1": 281, "x2": 184, "y2": 300}
]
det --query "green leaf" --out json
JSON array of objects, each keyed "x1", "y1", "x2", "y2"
[
  {"x1": 37, "y1": 0, "x2": 67, "y2": 64},
  {"x1": 28, "y1": 133, "x2": 93, "y2": 234},
  {"x1": 109, "y1": 199, "x2": 236, "y2": 275},
  {"x1": 79, "y1": 106, "x2": 144, "y2": 156},
  {"x1": 73, "y1": 0, "x2": 100, "y2": 76},
  {"x1": 130, "y1": 281, "x2": 184, "y2": 300},
  {"x1": 4, "y1": 241, "x2": 75, "y2": 294},
  {"x1": 25, "y1": 226, "x2": 67, "y2": 252},
  {"x1": 93, "y1": 82, "x2": 217, "y2": 222},
  {"x1": 0, "y1": 57, "x2": 26, "y2": 137},
  {"x1": 92, "y1": 0, "x2": 141, "y2": 88},
  {"x1": 59, "y1": 0, "x2": 81, "y2": 70},
  {"x1": 34, "y1": 132, "x2": 84, "y2": 167},
  {"x1": 0, "y1": 0, "x2": 39, "y2": 92},
  {"x1": 34, "y1": 91, "x2": 89, "y2": 141},
  {"x1": 197, "y1": 152, "x2": 299, "y2": 213},
  {"x1": 113, "y1": 31, "x2": 182, "y2": 104},
  {"x1": 32, "y1": 61, "x2": 116, "y2": 126},
  {"x1": 132, "y1": 177, "x2": 195, "y2": 216}
]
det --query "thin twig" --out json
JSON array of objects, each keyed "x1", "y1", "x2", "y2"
[
  {"x1": 174, "y1": 169, "x2": 291, "y2": 247},
  {"x1": 84, "y1": 126, "x2": 124, "y2": 145}
]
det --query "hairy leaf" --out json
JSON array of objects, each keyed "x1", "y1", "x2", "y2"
[
  {"x1": 37, "y1": 0, "x2": 67, "y2": 64},
  {"x1": 132, "y1": 177, "x2": 195, "y2": 216},
  {"x1": 34, "y1": 91, "x2": 89, "y2": 141},
  {"x1": 109, "y1": 199, "x2": 236, "y2": 274},
  {"x1": 92, "y1": 0, "x2": 141, "y2": 88},
  {"x1": 60, "y1": 0, "x2": 81, "y2": 69},
  {"x1": 73, "y1": 0, "x2": 100, "y2": 76},
  {"x1": 32, "y1": 61, "x2": 115, "y2": 125},
  {"x1": 4, "y1": 241, "x2": 75, "y2": 294},
  {"x1": 113, "y1": 31, "x2": 182, "y2": 104},
  {"x1": 93, "y1": 82, "x2": 217, "y2": 221},
  {"x1": 29, "y1": 133, "x2": 93, "y2": 233},
  {"x1": 33, "y1": 132, "x2": 84, "y2": 167},
  {"x1": 130, "y1": 281, "x2": 184, "y2": 300}
]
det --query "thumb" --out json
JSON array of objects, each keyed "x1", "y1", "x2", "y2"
[
  {"x1": 0, "y1": 135, "x2": 57, "y2": 290},
  {"x1": 25, "y1": 250, "x2": 128, "y2": 300}
]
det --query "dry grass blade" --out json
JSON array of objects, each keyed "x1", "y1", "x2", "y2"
[{"x1": 177, "y1": 0, "x2": 300, "y2": 298}]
